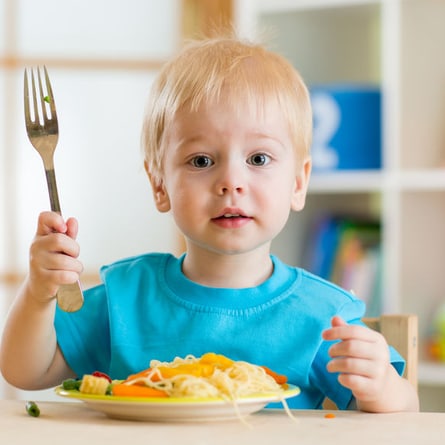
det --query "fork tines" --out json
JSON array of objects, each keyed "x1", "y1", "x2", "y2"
[{"x1": 24, "y1": 66, "x2": 58, "y2": 128}]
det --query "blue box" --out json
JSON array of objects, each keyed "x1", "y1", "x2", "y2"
[{"x1": 310, "y1": 85, "x2": 381, "y2": 171}]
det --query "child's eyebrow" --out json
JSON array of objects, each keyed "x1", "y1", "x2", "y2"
[
  {"x1": 172, "y1": 135, "x2": 210, "y2": 154},
  {"x1": 247, "y1": 132, "x2": 287, "y2": 149},
  {"x1": 172, "y1": 130, "x2": 288, "y2": 152},
  {"x1": 176, "y1": 134, "x2": 207, "y2": 147}
]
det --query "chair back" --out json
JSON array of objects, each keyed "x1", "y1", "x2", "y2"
[{"x1": 363, "y1": 314, "x2": 418, "y2": 389}]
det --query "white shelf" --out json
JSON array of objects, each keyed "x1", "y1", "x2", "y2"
[
  {"x1": 419, "y1": 362, "x2": 445, "y2": 387},
  {"x1": 238, "y1": 0, "x2": 445, "y2": 396},
  {"x1": 257, "y1": 0, "x2": 376, "y2": 13},
  {"x1": 309, "y1": 170, "x2": 384, "y2": 193},
  {"x1": 399, "y1": 170, "x2": 445, "y2": 191},
  {"x1": 309, "y1": 169, "x2": 445, "y2": 194}
]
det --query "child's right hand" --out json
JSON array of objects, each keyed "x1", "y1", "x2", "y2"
[{"x1": 27, "y1": 211, "x2": 83, "y2": 303}]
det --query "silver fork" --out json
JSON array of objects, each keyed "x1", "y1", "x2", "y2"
[{"x1": 24, "y1": 66, "x2": 84, "y2": 312}]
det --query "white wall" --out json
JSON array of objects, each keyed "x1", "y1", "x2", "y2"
[{"x1": 0, "y1": 0, "x2": 181, "y2": 399}]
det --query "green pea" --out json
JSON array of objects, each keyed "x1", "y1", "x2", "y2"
[
  {"x1": 43, "y1": 95, "x2": 51, "y2": 103},
  {"x1": 26, "y1": 401, "x2": 40, "y2": 417},
  {"x1": 62, "y1": 378, "x2": 82, "y2": 391}
]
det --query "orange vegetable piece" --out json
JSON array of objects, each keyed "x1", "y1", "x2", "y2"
[
  {"x1": 261, "y1": 366, "x2": 288, "y2": 385},
  {"x1": 112, "y1": 383, "x2": 168, "y2": 398},
  {"x1": 124, "y1": 362, "x2": 216, "y2": 384},
  {"x1": 200, "y1": 352, "x2": 234, "y2": 369},
  {"x1": 324, "y1": 413, "x2": 336, "y2": 419},
  {"x1": 156, "y1": 363, "x2": 215, "y2": 379},
  {"x1": 124, "y1": 368, "x2": 153, "y2": 382}
]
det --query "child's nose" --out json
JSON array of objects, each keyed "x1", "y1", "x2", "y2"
[
  {"x1": 216, "y1": 164, "x2": 246, "y2": 195},
  {"x1": 220, "y1": 184, "x2": 243, "y2": 194}
]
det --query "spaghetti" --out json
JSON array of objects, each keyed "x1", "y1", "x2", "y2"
[{"x1": 121, "y1": 353, "x2": 287, "y2": 400}]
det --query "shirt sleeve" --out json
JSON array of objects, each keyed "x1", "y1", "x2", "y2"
[{"x1": 54, "y1": 284, "x2": 112, "y2": 378}]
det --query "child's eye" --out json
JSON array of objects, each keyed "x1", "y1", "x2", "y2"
[
  {"x1": 247, "y1": 153, "x2": 270, "y2": 166},
  {"x1": 190, "y1": 155, "x2": 213, "y2": 169}
]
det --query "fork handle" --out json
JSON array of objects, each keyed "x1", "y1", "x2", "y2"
[
  {"x1": 44, "y1": 169, "x2": 84, "y2": 311},
  {"x1": 57, "y1": 282, "x2": 84, "y2": 312},
  {"x1": 45, "y1": 168, "x2": 61, "y2": 213}
]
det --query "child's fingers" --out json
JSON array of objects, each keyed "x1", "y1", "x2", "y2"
[
  {"x1": 324, "y1": 322, "x2": 388, "y2": 363},
  {"x1": 65, "y1": 217, "x2": 79, "y2": 240},
  {"x1": 333, "y1": 359, "x2": 390, "y2": 402},
  {"x1": 330, "y1": 315, "x2": 347, "y2": 328},
  {"x1": 323, "y1": 317, "x2": 394, "y2": 403},
  {"x1": 322, "y1": 317, "x2": 376, "y2": 342},
  {"x1": 36, "y1": 211, "x2": 67, "y2": 236},
  {"x1": 30, "y1": 234, "x2": 82, "y2": 271},
  {"x1": 43, "y1": 233, "x2": 81, "y2": 260},
  {"x1": 36, "y1": 212, "x2": 78, "y2": 240},
  {"x1": 34, "y1": 213, "x2": 80, "y2": 257},
  {"x1": 322, "y1": 316, "x2": 352, "y2": 341},
  {"x1": 327, "y1": 355, "x2": 378, "y2": 377},
  {"x1": 336, "y1": 373, "x2": 377, "y2": 399},
  {"x1": 31, "y1": 213, "x2": 82, "y2": 275},
  {"x1": 328, "y1": 337, "x2": 378, "y2": 362}
]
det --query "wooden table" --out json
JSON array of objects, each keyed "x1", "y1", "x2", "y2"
[{"x1": 1, "y1": 400, "x2": 444, "y2": 445}]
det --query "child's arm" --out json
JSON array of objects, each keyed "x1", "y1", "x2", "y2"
[
  {"x1": 0, "y1": 212, "x2": 81, "y2": 389},
  {"x1": 322, "y1": 316, "x2": 419, "y2": 412}
]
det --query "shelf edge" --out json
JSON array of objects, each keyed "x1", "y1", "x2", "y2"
[{"x1": 418, "y1": 361, "x2": 445, "y2": 386}]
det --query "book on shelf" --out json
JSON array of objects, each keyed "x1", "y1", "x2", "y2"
[{"x1": 304, "y1": 215, "x2": 382, "y2": 317}]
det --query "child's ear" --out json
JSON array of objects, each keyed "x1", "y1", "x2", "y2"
[
  {"x1": 291, "y1": 157, "x2": 312, "y2": 211},
  {"x1": 144, "y1": 161, "x2": 171, "y2": 213}
]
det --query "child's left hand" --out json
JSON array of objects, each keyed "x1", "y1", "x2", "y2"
[{"x1": 322, "y1": 316, "x2": 391, "y2": 405}]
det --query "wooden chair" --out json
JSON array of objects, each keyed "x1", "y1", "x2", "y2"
[
  {"x1": 323, "y1": 314, "x2": 418, "y2": 409},
  {"x1": 363, "y1": 314, "x2": 418, "y2": 389}
]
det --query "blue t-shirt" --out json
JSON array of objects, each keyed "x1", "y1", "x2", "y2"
[{"x1": 55, "y1": 253, "x2": 404, "y2": 409}]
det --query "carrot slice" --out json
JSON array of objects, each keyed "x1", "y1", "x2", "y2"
[
  {"x1": 124, "y1": 368, "x2": 152, "y2": 382},
  {"x1": 112, "y1": 383, "x2": 168, "y2": 398},
  {"x1": 261, "y1": 366, "x2": 288, "y2": 385},
  {"x1": 156, "y1": 363, "x2": 214, "y2": 379},
  {"x1": 200, "y1": 352, "x2": 234, "y2": 369},
  {"x1": 124, "y1": 364, "x2": 214, "y2": 383}
]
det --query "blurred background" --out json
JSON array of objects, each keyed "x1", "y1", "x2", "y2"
[
  {"x1": 0, "y1": 0, "x2": 238, "y2": 402},
  {"x1": 1, "y1": 0, "x2": 445, "y2": 410}
]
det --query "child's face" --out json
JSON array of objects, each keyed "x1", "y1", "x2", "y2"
[{"x1": 148, "y1": 97, "x2": 311, "y2": 257}]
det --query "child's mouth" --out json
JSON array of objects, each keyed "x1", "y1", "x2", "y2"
[
  {"x1": 212, "y1": 213, "x2": 251, "y2": 228},
  {"x1": 223, "y1": 213, "x2": 241, "y2": 218}
]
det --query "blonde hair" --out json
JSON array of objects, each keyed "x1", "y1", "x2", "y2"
[{"x1": 142, "y1": 36, "x2": 312, "y2": 184}]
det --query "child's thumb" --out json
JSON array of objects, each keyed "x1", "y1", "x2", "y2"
[{"x1": 331, "y1": 316, "x2": 347, "y2": 328}]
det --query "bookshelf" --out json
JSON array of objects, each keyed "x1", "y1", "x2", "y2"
[{"x1": 235, "y1": 0, "x2": 445, "y2": 399}]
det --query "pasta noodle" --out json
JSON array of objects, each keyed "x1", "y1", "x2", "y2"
[{"x1": 124, "y1": 353, "x2": 285, "y2": 400}]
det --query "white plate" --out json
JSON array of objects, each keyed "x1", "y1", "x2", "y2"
[{"x1": 55, "y1": 385, "x2": 300, "y2": 422}]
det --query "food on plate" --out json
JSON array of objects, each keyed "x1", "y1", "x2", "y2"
[
  {"x1": 58, "y1": 354, "x2": 299, "y2": 423},
  {"x1": 25, "y1": 401, "x2": 40, "y2": 417},
  {"x1": 67, "y1": 353, "x2": 289, "y2": 401},
  {"x1": 118, "y1": 352, "x2": 288, "y2": 399},
  {"x1": 79, "y1": 374, "x2": 110, "y2": 396},
  {"x1": 62, "y1": 378, "x2": 82, "y2": 391},
  {"x1": 112, "y1": 384, "x2": 168, "y2": 398}
]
